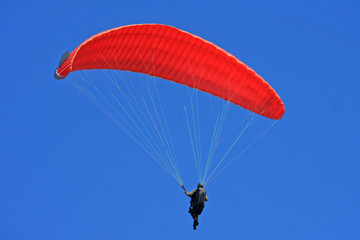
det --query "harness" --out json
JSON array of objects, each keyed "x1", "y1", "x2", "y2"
[{"x1": 190, "y1": 188, "x2": 206, "y2": 215}]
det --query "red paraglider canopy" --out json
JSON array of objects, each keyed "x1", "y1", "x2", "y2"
[{"x1": 55, "y1": 24, "x2": 284, "y2": 119}]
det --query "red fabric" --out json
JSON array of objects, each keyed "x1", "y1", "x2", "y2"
[{"x1": 56, "y1": 24, "x2": 285, "y2": 119}]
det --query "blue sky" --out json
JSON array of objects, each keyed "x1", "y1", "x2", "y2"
[{"x1": 1, "y1": 0, "x2": 360, "y2": 239}]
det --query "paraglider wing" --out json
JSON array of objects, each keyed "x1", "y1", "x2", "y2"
[{"x1": 55, "y1": 24, "x2": 285, "y2": 119}]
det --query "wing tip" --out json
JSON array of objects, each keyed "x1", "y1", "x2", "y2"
[
  {"x1": 54, "y1": 69, "x2": 65, "y2": 80},
  {"x1": 54, "y1": 51, "x2": 70, "y2": 80}
]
